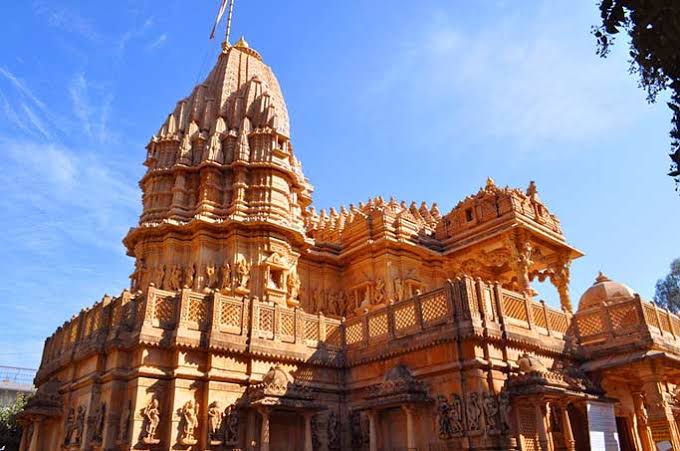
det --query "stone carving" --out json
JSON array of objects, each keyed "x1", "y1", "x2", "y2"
[
  {"x1": 328, "y1": 291, "x2": 339, "y2": 315},
  {"x1": 142, "y1": 398, "x2": 161, "y2": 444},
  {"x1": 63, "y1": 407, "x2": 75, "y2": 446},
  {"x1": 179, "y1": 400, "x2": 199, "y2": 444},
  {"x1": 71, "y1": 405, "x2": 85, "y2": 446},
  {"x1": 130, "y1": 258, "x2": 146, "y2": 291},
  {"x1": 153, "y1": 265, "x2": 165, "y2": 288},
  {"x1": 206, "y1": 263, "x2": 217, "y2": 289},
  {"x1": 184, "y1": 264, "x2": 195, "y2": 289},
  {"x1": 224, "y1": 404, "x2": 239, "y2": 445},
  {"x1": 208, "y1": 401, "x2": 224, "y2": 442},
  {"x1": 220, "y1": 262, "x2": 232, "y2": 291},
  {"x1": 483, "y1": 392, "x2": 499, "y2": 434},
  {"x1": 311, "y1": 414, "x2": 321, "y2": 451},
  {"x1": 350, "y1": 411, "x2": 363, "y2": 450},
  {"x1": 394, "y1": 278, "x2": 404, "y2": 301},
  {"x1": 466, "y1": 392, "x2": 482, "y2": 432},
  {"x1": 499, "y1": 391, "x2": 512, "y2": 431},
  {"x1": 93, "y1": 402, "x2": 106, "y2": 443},
  {"x1": 178, "y1": 132, "x2": 192, "y2": 165},
  {"x1": 236, "y1": 259, "x2": 250, "y2": 291},
  {"x1": 374, "y1": 278, "x2": 386, "y2": 304},
  {"x1": 206, "y1": 131, "x2": 223, "y2": 162},
  {"x1": 436, "y1": 395, "x2": 454, "y2": 440},
  {"x1": 450, "y1": 394, "x2": 465, "y2": 435},
  {"x1": 287, "y1": 269, "x2": 301, "y2": 301},
  {"x1": 167, "y1": 265, "x2": 182, "y2": 291},
  {"x1": 327, "y1": 410, "x2": 339, "y2": 450},
  {"x1": 119, "y1": 400, "x2": 132, "y2": 443}
]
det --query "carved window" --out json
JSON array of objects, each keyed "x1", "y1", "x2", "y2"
[{"x1": 465, "y1": 208, "x2": 474, "y2": 222}]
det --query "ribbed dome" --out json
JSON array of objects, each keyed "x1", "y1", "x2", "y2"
[{"x1": 578, "y1": 272, "x2": 635, "y2": 310}]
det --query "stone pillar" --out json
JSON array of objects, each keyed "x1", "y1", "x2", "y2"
[
  {"x1": 641, "y1": 374, "x2": 680, "y2": 449},
  {"x1": 561, "y1": 403, "x2": 575, "y2": 451},
  {"x1": 402, "y1": 405, "x2": 417, "y2": 450},
  {"x1": 367, "y1": 410, "x2": 378, "y2": 451},
  {"x1": 258, "y1": 408, "x2": 270, "y2": 451},
  {"x1": 246, "y1": 409, "x2": 256, "y2": 451},
  {"x1": 535, "y1": 401, "x2": 549, "y2": 451},
  {"x1": 28, "y1": 419, "x2": 41, "y2": 451},
  {"x1": 549, "y1": 254, "x2": 573, "y2": 313},
  {"x1": 304, "y1": 413, "x2": 313, "y2": 451},
  {"x1": 632, "y1": 391, "x2": 658, "y2": 451}
]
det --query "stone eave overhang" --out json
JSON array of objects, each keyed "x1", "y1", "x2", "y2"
[{"x1": 123, "y1": 217, "x2": 313, "y2": 256}]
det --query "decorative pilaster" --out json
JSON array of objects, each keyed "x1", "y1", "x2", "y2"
[
  {"x1": 304, "y1": 413, "x2": 314, "y2": 451},
  {"x1": 561, "y1": 403, "x2": 575, "y2": 451},
  {"x1": 258, "y1": 407, "x2": 270, "y2": 451},
  {"x1": 549, "y1": 253, "x2": 573, "y2": 313},
  {"x1": 403, "y1": 405, "x2": 417, "y2": 450},
  {"x1": 535, "y1": 401, "x2": 549, "y2": 451},
  {"x1": 367, "y1": 410, "x2": 378, "y2": 451}
]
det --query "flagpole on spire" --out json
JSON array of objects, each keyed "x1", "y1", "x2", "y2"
[{"x1": 225, "y1": 0, "x2": 235, "y2": 45}]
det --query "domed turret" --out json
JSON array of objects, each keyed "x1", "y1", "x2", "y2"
[{"x1": 578, "y1": 272, "x2": 635, "y2": 310}]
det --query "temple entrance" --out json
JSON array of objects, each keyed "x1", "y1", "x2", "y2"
[
  {"x1": 269, "y1": 411, "x2": 305, "y2": 451},
  {"x1": 378, "y1": 407, "x2": 407, "y2": 450}
]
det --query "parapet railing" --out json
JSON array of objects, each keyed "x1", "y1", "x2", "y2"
[
  {"x1": 574, "y1": 295, "x2": 680, "y2": 350},
  {"x1": 38, "y1": 278, "x2": 574, "y2": 375}
]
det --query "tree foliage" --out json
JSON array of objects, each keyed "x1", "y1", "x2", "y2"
[
  {"x1": 593, "y1": 0, "x2": 680, "y2": 189},
  {"x1": 655, "y1": 258, "x2": 680, "y2": 313},
  {"x1": 0, "y1": 395, "x2": 27, "y2": 450}
]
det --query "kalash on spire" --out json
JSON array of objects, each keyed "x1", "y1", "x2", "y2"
[{"x1": 26, "y1": 4, "x2": 680, "y2": 451}]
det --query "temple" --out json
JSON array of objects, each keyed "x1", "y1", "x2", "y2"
[{"x1": 19, "y1": 37, "x2": 680, "y2": 451}]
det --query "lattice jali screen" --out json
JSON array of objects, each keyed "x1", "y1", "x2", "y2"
[
  {"x1": 219, "y1": 301, "x2": 242, "y2": 331},
  {"x1": 345, "y1": 321, "x2": 364, "y2": 345},
  {"x1": 188, "y1": 297, "x2": 208, "y2": 330},
  {"x1": 259, "y1": 308, "x2": 274, "y2": 336},
  {"x1": 548, "y1": 310, "x2": 569, "y2": 334},
  {"x1": 503, "y1": 295, "x2": 528, "y2": 323},
  {"x1": 659, "y1": 313, "x2": 673, "y2": 334},
  {"x1": 608, "y1": 303, "x2": 639, "y2": 331},
  {"x1": 368, "y1": 314, "x2": 388, "y2": 339},
  {"x1": 394, "y1": 302, "x2": 417, "y2": 332},
  {"x1": 304, "y1": 318, "x2": 319, "y2": 341},
  {"x1": 643, "y1": 304, "x2": 660, "y2": 329},
  {"x1": 576, "y1": 312, "x2": 604, "y2": 337},
  {"x1": 531, "y1": 304, "x2": 547, "y2": 329},
  {"x1": 325, "y1": 323, "x2": 341, "y2": 347},
  {"x1": 280, "y1": 311, "x2": 295, "y2": 338},
  {"x1": 420, "y1": 291, "x2": 449, "y2": 324},
  {"x1": 154, "y1": 296, "x2": 176, "y2": 328},
  {"x1": 518, "y1": 405, "x2": 539, "y2": 451}
]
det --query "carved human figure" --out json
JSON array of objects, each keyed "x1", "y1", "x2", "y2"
[
  {"x1": 153, "y1": 265, "x2": 165, "y2": 287},
  {"x1": 436, "y1": 395, "x2": 453, "y2": 439},
  {"x1": 327, "y1": 411, "x2": 339, "y2": 450},
  {"x1": 167, "y1": 265, "x2": 182, "y2": 291},
  {"x1": 287, "y1": 270, "x2": 301, "y2": 301},
  {"x1": 328, "y1": 291, "x2": 339, "y2": 315},
  {"x1": 337, "y1": 290, "x2": 347, "y2": 316},
  {"x1": 73, "y1": 405, "x2": 85, "y2": 445},
  {"x1": 224, "y1": 404, "x2": 239, "y2": 444},
  {"x1": 206, "y1": 131, "x2": 222, "y2": 162},
  {"x1": 119, "y1": 400, "x2": 132, "y2": 442},
  {"x1": 394, "y1": 278, "x2": 404, "y2": 301},
  {"x1": 178, "y1": 132, "x2": 192, "y2": 164},
  {"x1": 184, "y1": 264, "x2": 195, "y2": 289},
  {"x1": 236, "y1": 259, "x2": 250, "y2": 290},
  {"x1": 220, "y1": 262, "x2": 232, "y2": 290},
  {"x1": 143, "y1": 398, "x2": 161, "y2": 441},
  {"x1": 450, "y1": 394, "x2": 465, "y2": 434},
  {"x1": 374, "y1": 278, "x2": 386, "y2": 304},
  {"x1": 130, "y1": 259, "x2": 146, "y2": 291},
  {"x1": 310, "y1": 289, "x2": 320, "y2": 312},
  {"x1": 206, "y1": 264, "x2": 217, "y2": 289},
  {"x1": 483, "y1": 392, "x2": 499, "y2": 433},
  {"x1": 63, "y1": 407, "x2": 75, "y2": 445},
  {"x1": 208, "y1": 401, "x2": 224, "y2": 439},
  {"x1": 181, "y1": 400, "x2": 199, "y2": 441},
  {"x1": 466, "y1": 392, "x2": 482, "y2": 432},
  {"x1": 93, "y1": 402, "x2": 106, "y2": 442},
  {"x1": 499, "y1": 391, "x2": 512, "y2": 431}
]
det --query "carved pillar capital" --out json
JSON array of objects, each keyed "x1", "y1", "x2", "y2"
[{"x1": 549, "y1": 253, "x2": 573, "y2": 313}]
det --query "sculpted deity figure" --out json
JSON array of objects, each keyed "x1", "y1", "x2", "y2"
[
  {"x1": 337, "y1": 290, "x2": 347, "y2": 317},
  {"x1": 328, "y1": 291, "x2": 339, "y2": 316},
  {"x1": 119, "y1": 400, "x2": 132, "y2": 443},
  {"x1": 374, "y1": 278, "x2": 386, "y2": 304},
  {"x1": 178, "y1": 132, "x2": 192, "y2": 164},
  {"x1": 184, "y1": 264, "x2": 195, "y2": 289},
  {"x1": 224, "y1": 404, "x2": 239, "y2": 444},
  {"x1": 394, "y1": 278, "x2": 404, "y2": 301},
  {"x1": 180, "y1": 400, "x2": 199, "y2": 443},
  {"x1": 130, "y1": 258, "x2": 146, "y2": 291},
  {"x1": 466, "y1": 393, "x2": 482, "y2": 432},
  {"x1": 436, "y1": 395, "x2": 453, "y2": 439},
  {"x1": 450, "y1": 394, "x2": 465, "y2": 434},
  {"x1": 73, "y1": 405, "x2": 85, "y2": 445},
  {"x1": 143, "y1": 398, "x2": 161, "y2": 443},
  {"x1": 152, "y1": 265, "x2": 164, "y2": 288},
  {"x1": 327, "y1": 411, "x2": 340, "y2": 450},
  {"x1": 167, "y1": 265, "x2": 182, "y2": 291},
  {"x1": 63, "y1": 407, "x2": 75, "y2": 445},
  {"x1": 499, "y1": 391, "x2": 512, "y2": 431},
  {"x1": 310, "y1": 289, "x2": 319, "y2": 312},
  {"x1": 483, "y1": 392, "x2": 499, "y2": 433},
  {"x1": 206, "y1": 131, "x2": 223, "y2": 162},
  {"x1": 206, "y1": 264, "x2": 217, "y2": 289},
  {"x1": 93, "y1": 402, "x2": 106, "y2": 442},
  {"x1": 287, "y1": 270, "x2": 301, "y2": 301},
  {"x1": 208, "y1": 401, "x2": 224, "y2": 440},
  {"x1": 236, "y1": 259, "x2": 250, "y2": 290},
  {"x1": 220, "y1": 262, "x2": 232, "y2": 290}
]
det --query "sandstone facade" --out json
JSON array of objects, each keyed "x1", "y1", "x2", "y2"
[{"x1": 19, "y1": 38, "x2": 680, "y2": 451}]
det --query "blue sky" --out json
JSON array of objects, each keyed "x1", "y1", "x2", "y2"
[{"x1": 1, "y1": 1, "x2": 678, "y2": 369}]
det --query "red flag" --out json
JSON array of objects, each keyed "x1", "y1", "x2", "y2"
[{"x1": 210, "y1": 0, "x2": 229, "y2": 39}]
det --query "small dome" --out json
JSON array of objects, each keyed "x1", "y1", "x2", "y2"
[{"x1": 578, "y1": 272, "x2": 635, "y2": 310}]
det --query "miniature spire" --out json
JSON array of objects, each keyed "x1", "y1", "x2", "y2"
[{"x1": 486, "y1": 177, "x2": 496, "y2": 189}]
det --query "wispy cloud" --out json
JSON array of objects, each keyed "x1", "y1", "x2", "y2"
[
  {"x1": 147, "y1": 33, "x2": 168, "y2": 51},
  {"x1": 117, "y1": 17, "x2": 154, "y2": 55},
  {"x1": 0, "y1": 67, "x2": 59, "y2": 139},
  {"x1": 33, "y1": 1, "x2": 102, "y2": 43},
  {"x1": 68, "y1": 73, "x2": 114, "y2": 143}
]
